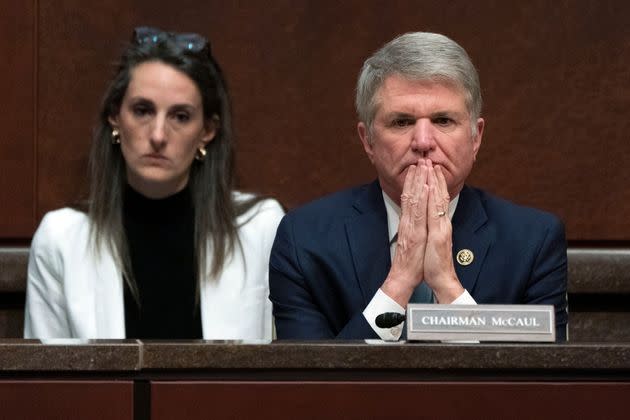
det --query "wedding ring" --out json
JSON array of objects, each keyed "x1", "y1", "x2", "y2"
[{"x1": 436, "y1": 211, "x2": 446, "y2": 217}]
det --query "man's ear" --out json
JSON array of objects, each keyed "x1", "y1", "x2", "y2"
[
  {"x1": 472, "y1": 117, "x2": 484, "y2": 161},
  {"x1": 358, "y1": 122, "x2": 375, "y2": 164}
]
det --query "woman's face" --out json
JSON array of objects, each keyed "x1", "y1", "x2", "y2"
[{"x1": 109, "y1": 60, "x2": 216, "y2": 198}]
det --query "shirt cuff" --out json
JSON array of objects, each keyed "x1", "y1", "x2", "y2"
[
  {"x1": 363, "y1": 288, "x2": 476, "y2": 341},
  {"x1": 443, "y1": 289, "x2": 478, "y2": 343},
  {"x1": 363, "y1": 288, "x2": 405, "y2": 341},
  {"x1": 451, "y1": 289, "x2": 476, "y2": 305}
]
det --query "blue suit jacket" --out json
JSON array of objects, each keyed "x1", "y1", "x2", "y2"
[{"x1": 270, "y1": 181, "x2": 568, "y2": 341}]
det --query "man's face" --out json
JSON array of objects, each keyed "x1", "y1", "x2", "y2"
[{"x1": 358, "y1": 75, "x2": 484, "y2": 204}]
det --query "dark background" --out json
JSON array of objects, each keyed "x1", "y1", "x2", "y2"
[{"x1": 2, "y1": 0, "x2": 629, "y2": 242}]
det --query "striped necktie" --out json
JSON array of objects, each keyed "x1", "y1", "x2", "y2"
[{"x1": 390, "y1": 233, "x2": 433, "y2": 340}]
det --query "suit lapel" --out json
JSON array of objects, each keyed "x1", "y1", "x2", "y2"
[
  {"x1": 90, "y1": 244, "x2": 126, "y2": 338},
  {"x1": 345, "y1": 181, "x2": 391, "y2": 303},
  {"x1": 344, "y1": 183, "x2": 492, "y2": 302},
  {"x1": 451, "y1": 185, "x2": 492, "y2": 294},
  {"x1": 63, "y1": 219, "x2": 125, "y2": 339}
]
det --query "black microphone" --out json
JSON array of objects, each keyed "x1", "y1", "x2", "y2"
[{"x1": 375, "y1": 312, "x2": 406, "y2": 328}]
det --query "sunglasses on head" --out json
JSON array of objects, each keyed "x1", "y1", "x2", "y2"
[{"x1": 133, "y1": 26, "x2": 211, "y2": 55}]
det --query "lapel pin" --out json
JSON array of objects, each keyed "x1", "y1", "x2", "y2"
[{"x1": 456, "y1": 249, "x2": 474, "y2": 266}]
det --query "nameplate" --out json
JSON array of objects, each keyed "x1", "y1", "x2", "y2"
[{"x1": 406, "y1": 304, "x2": 555, "y2": 342}]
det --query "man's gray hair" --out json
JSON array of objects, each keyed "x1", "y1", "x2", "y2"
[{"x1": 355, "y1": 32, "x2": 482, "y2": 136}]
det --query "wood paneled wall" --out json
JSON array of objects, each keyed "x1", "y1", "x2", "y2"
[
  {"x1": 0, "y1": 1, "x2": 35, "y2": 237},
  {"x1": 1, "y1": 0, "x2": 629, "y2": 241}
]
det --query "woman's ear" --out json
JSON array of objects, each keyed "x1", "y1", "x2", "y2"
[
  {"x1": 200, "y1": 114, "x2": 220, "y2": 146},
  {"x1": 108, "y1": 115, "x2": 119, "y2": 130}
]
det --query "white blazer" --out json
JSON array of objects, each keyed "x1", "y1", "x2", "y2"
[{"x1": 24, "y1": 196, "x2": 284, "y2": 340}]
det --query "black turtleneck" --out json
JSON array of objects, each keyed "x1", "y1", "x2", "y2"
[{"x1": 122, "y1": 185, "x2": 202, "y2": 339}]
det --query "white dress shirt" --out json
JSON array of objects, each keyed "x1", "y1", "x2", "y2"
[{"x1": 362, "y1": 192, "x2": 476, "y2": 340}]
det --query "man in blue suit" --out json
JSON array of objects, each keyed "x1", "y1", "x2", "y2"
[{"x1": 269, "y1": 32, "x2": 567, "y2": 341}]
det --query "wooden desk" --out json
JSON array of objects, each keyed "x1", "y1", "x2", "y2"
[{"x1": 1, "y1": 340, "x2": 629, "y2": 420}]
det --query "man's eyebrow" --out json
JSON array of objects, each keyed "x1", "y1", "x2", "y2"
[
  {"x1": 430, "y1": 110, "x2": 467, "y2": 119},
  {"x1": 383, "y1": 111, "x2": 416, "y2": 119}
]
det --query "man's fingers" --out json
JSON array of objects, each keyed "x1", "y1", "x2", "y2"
[
  {"x1": 409, "y1": 162, "x2": 426, "y2": 215},
  {"x1": 434, "y1": 165, "x2": 450, "y2": 206},
  {"x1": 418, "y1": 183, "x2": 429, "y2": 220},
  {"x1": 400, "y1": 164, "x2": 417, "y2": 214},
  {"x1": 427, "y1": 167, "x2": 447, "y2": 223}
]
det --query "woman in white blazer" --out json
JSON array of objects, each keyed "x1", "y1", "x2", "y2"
[{"x1": 24, "y1": 27, "x2": 283, "y2": 340}]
